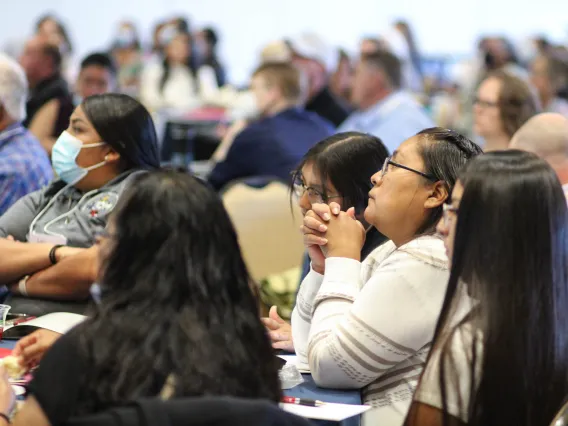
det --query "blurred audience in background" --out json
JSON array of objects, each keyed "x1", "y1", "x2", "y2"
[
  {"x1": 289, "y1": 33, "x2": 350, "y2": 127},
  {"x1": 329, "y1": 48, "x2": 353, "y2": 106},
  {"x1": 34, "y1": 14, "x2": 77, "y2": 83},
  {"x1": 140, "y1": 31, "x2": 218, "y2": 112},
  {"x1": 208, "y1": 62, "x2": 333, "y2": 191},
  {"x1": 0, "y1": 54, "x2": 53, "y2": 214},
  {"x1": 338, "y1": 51, "x2": 433, "y2": 152},
  {"x1": 194, "y1": 27, "x2": 226, "y2": 87},
  {"x1": 19, "y1": 36, "x2": 74, "y2": 154},
  {"x1": 359, "y1": 37, "x2": 385, "y2": 56},
  {"x1": 381, "y1": 20, "x2": 424, "y2": 92},
  {"x1": 110, "y1": 21, "x2": 143, "y2": 97},
  {"x1": 473, "y1": 70, "x2": 538, "y2": 151},
  {"x1": 530, "y1": 54, "x2": 568, "y2": 115},
  {"x1": 74, "y1": 52, "x2": 117, "y2": 105}
]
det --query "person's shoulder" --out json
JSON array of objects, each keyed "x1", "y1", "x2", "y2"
[
  {"x1": 282, "y1": 108, "x2": 335, "y2": 133},
  {"x1": 233, "y1": 119, "x2": 276, "y2": 144},
  {"x1": 395, "y1": 235, "x2": 448, "y2": 269}
]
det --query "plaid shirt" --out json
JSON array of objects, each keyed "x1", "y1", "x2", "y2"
[{"x1": 0, "y1": 123, "x2": 53, "y2": 215}]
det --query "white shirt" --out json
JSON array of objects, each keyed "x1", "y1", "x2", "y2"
[
  {"x1": 292, "y1": 235, "x2": 449, "y2": 426},
  {"x1": 413, "y1": 324, "x2": 483, "y2": 422},
  {"x1": 139, "y1": 62, "x2": 219, "y2": 112}
]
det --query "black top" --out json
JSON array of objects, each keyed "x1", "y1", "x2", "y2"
[
  {"x1": 305, "y1": 86, "x2": 351, "y2": 128},
  {"x1": 63, "y1": 397, "x2": 312, "y2": 426},
  {"x1": 28, "y1": 331, "x2": 88, "y2": 425},
  {"x1": 22, "y1": 74, "x2": 74, "y2": 138},
  {"x1": 29, "y1": 330, "x2": 169, "y2": 424}
]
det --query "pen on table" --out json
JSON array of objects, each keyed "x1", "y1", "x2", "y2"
[{"x1": 281, "y1": 396, "x2": 325, "y2": 407}]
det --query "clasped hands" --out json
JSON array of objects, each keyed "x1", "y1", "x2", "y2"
[{"x1": 301, "y1": 202, "x2": 366, "y2": 274}]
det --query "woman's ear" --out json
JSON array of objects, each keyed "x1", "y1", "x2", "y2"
[
  {"x1": 424, "y1": 181, "x2": 449, "y2": 209},
  {"x1": 104, "y1": 148, "x2": 121, "y2": 165}
]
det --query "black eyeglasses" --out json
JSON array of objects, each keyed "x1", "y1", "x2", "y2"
[
  {"x1": 292, "y1": 176, "x2": 341, "y2": 204},
  {"x1": 381, "y1": 157, "x2": 438, "y2": 181}
]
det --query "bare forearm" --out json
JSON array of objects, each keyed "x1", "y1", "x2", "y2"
[
  {"x1": 11, "y1": 248, "x2": 98, "y2": 300},
  {"x1": 0, "y1": 240, "x2": 55, "y2": 285}
]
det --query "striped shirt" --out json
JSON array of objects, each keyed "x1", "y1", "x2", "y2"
[
  {"x1": 292, "y1": 235, "x2": 449, "y2": 426},
  {"x1": 0, "y1": 123, "x2": 53, "y2": 215}
]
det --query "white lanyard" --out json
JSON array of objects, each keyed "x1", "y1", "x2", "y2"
[{"x1": 28, "y1": 185, "x2": 100, "y2": 238}]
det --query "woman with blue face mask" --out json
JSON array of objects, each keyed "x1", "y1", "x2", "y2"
[{"x1": 0, "y1": 93, "x2": 160, "y2": 315}]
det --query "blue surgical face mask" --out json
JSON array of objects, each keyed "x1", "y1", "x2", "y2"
[{"x1": 52, "y1": 131, "x2": 107, "y2": 185}]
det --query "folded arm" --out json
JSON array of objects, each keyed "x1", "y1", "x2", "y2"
[
  {"x1": 0, "y1": 239, "x2": 61, "y2": 285},
  {"x1": 9, "y1": 246, "x2": 98, "y2": 300}
]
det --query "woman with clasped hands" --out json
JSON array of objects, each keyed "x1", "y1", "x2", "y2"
[{"x1": 292, "y1": 128, "x2": 482, "y2": 426}]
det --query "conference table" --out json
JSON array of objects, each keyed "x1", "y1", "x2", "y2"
[{"x1": 284, "y1": 374, "x2": 362, "y2": 426}]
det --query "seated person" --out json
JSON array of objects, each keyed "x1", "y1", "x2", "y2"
[
  {"x1": 530, "y1": 54, "x2": 568, "y2": 116},
  {"x1": 0, "y1": 93, "x2": 160, "y2": 315},
  {"x1": 406, "y1": 151, "x2": 568, "y2": 426},
  {"x1": 338, "y1": 51, "x2": 434, "y2": 153},
  {"x1": 294, "y1": 129, "x2": 481, "y2": 426},
  {"x1": 263, "y1": 132, "x2": 390, "y2": 351},
  {"x1": 0, "y1": 54, "x2": 53, "y2": 214},
  {"x1": 208, "y1": 62, "x2": 333, "y2": 191},
  {"x1": 194, "y1": 27, "x2": 227, "y2": 87},
  {"x1": 140, "y1": 32, "x2": 218, "y2": 112},
  {"x1": 19, "y1": 36, "x2": 74, "y2": 155},
  {"x1": 74, "y1": 52, "x2": 117, "y2": 105},
  {"x1": 0, "y1": 170, "x2": 281, "y2": 425},
  {"x1": 289, "y1": 33, "x2": 351, "y2": 127}
]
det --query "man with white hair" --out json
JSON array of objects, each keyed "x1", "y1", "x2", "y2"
[
  {"x1": 289, "y1": 33, "x2": 350, "y2": 127},
  {"x1": 510, "y1": 112, "x2": 568, "y2": 198},
  {"x1": 0, "y1": 54, "x2": 53, "y2": 214}
]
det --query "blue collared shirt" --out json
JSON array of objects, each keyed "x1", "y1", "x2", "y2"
[
  {"x1": 0, "y1": 123, "x2": 53, "y2": 215},
  {"x1": 338, "y1": 91, "x2": 435, "y2": 153}
]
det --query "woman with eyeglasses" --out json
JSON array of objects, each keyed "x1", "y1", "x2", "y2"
[
  {"x1": 405, "y1": 150, "x2": 568, "y2": 426},
  {"x1": 262, "y1": 132, "x2": 389, "y2": 352},
  {"x1": 293, "y1": 128, "x2": 482, "y2": 426},
  {"x1": 473, "y1": 70, "x2": 538, "y2": 152}
]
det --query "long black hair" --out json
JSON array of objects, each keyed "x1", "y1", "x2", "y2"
[
  {"x1": 428, "y1": 150, "x2": 568, "y2": 426},
  {"x1": 292, "y1": 132, "x2": 389, "y2": 216},
  {"x1": 416, "y1": 128, "x2": 483, "y2": 234},
  {"x1": 201, "y1": 27, "x2": 226, "y2": 87},
  {"x1": 81, "y1": 93, "x2": 160, "y2": 171},
  {"x1": 72, "y1": 170, "x2": 281, "y2": 415},
  {"x1": 35, "y1": 14, "x2": 73, "y2": 54},
  {"x1": 159, "y1": 33, "x2": 199, "y2": 94}
]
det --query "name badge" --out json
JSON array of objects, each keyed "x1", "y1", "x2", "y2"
[{"x1": 28, "y1": 232, "x2": 68, "y2": 245}]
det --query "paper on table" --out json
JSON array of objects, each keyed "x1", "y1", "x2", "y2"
[
  {"x1": 280, "y1": 402, "x2": 371, "y2": 421},
  {"x1": 277, "y1": 355, "x2": 310, "y2": 373},
  {"x1": 3, "y1": 312, "x2": 86, "y2": 335}
]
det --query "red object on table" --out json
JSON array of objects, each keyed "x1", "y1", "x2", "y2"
[
  {"x1": 183, "y1": 107, "x2": 226, "y2": 121},
  {"x1": 0, "y1": 347, "x2": 11, "y2": 358}
]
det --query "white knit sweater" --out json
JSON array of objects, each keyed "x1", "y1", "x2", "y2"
[{"x1": 291, "y1": 235, "x2": 449, "y2": 426}]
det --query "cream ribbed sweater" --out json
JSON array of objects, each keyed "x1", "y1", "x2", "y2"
[{"x1": 292, "y1": 235, "x2": 449, "y2": 426}]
